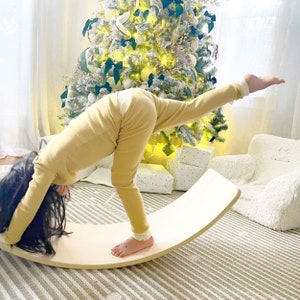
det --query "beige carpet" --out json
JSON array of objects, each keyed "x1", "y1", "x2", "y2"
[{"x1": 1, "y1": 181, "x2": 300, "y2": 299}]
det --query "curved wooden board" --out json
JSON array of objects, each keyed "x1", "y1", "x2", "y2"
[{"x1": 0, "y1": 169, "x2": 240, "y2": 269}]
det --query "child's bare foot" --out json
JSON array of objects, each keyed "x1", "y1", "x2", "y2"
[
  {"x1": 244, "y1": 74, "x2": 285, "y2": 94},
  {"x1": 111, "y1": 236, "x2": 154, "y2": 257}
]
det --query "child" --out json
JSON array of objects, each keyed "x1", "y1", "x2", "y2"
[{"x1": 1, "y1": 74, "x2": 284, "y2": 257}]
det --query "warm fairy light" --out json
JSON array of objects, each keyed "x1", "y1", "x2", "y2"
[
  {"x1": 111, "y1": 50, "x2": 124, "y2": 62},
  {"x1": 146, "y1": 14, "x2": 157, "y2": 26},
  {"x1": 141, "y1": 65, "x2": 156, "y2": 81},
  {"x1": 160, "y1": 53, "x2": 176, "y2": 69},
  {"x1": 137, "y1": 0, "x2": 150, "y2": 10},
  {"x1": 130, "y1": 72, "x2": 141, "y2": 81},
  {"x1": 133, "y1": 32, "x2": 144, "y2": 45}
]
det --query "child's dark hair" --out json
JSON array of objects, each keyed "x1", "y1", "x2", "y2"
[{"x1": 0, "y1": 151, "x2": 69, "y2": 255}]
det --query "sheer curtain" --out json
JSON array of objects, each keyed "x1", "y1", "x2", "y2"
[
  {"x1": 212, "y1": 0, "x2": 300, "y2": 155},
  {"x1": 0, "y1": 0, "x2": 99, "y2": 158},
  {"x1": 0, "y1": 1, "x2": 35, "y2": 157}
]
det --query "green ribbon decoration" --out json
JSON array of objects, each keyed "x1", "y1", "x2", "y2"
[
  {"x1": 95, "y1": 82, "x2": 112, "y2": 95},
  {"x1": 204, "y1": 11, "x2": 216, "y2": 33},
  {"x1": 120, "y1": 38, "x2": 137, "y2": 50},
  {"x1": 104, "y1": 58, "x2": 123, "y2": 84},
  {"x1": 80, "y1": 49, "x2": 90, "y2": 73},
  {"x1": 82, "y1": 18, "x2": 99, "y2": 37}
]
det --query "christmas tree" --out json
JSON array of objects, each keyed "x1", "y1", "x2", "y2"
[{"x1": 60, "y1": 0, "x2": 227, "y2": 157}]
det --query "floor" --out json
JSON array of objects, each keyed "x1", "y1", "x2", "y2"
[{"x1": 1, "y1": 181, "x2": 299, "y2": 299}]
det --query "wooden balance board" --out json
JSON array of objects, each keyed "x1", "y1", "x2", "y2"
[{"x1": 0, "y1": 169, "x2": 240, "y2": 269}]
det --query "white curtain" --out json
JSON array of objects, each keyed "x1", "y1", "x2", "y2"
[
  {"x1": 0, "y1": 0, "x2": 99, "y2": 158},
  {"x1": 212, "y1": 0, "x2": 300, "y2": 155},
  {"x1": 0, "y1": 1, "x2": 35, "y2": 157}
]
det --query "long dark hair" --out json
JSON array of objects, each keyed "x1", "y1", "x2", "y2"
[{"x1": 0, "y1": 151, "x2": 69, "y2": 255}]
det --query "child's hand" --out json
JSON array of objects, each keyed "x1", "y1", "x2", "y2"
[{"x1": 56, "y1": 185, "x2": 71, "y2": 196}]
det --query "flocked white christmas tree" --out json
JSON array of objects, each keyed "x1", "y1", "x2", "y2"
[{"x1": 60, "y1": 0, "x2": 227, "y2": 157}]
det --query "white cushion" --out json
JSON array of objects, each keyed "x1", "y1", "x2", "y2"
[
  {"x1": 248, "y1": 134, "x2": 300, "y2": 182},
  {"x1": 82, "y1": 163, "x2": 174, "y2": 194},
  {"x1": 255, "y1": 172, "x2": 300, "y2": 230},
  {"x1": 233, "y1": 172, "x2": 300, "y2": 231},
  {"x1": 209, "y1": 154, "x2": 256, "y2": 182}
]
